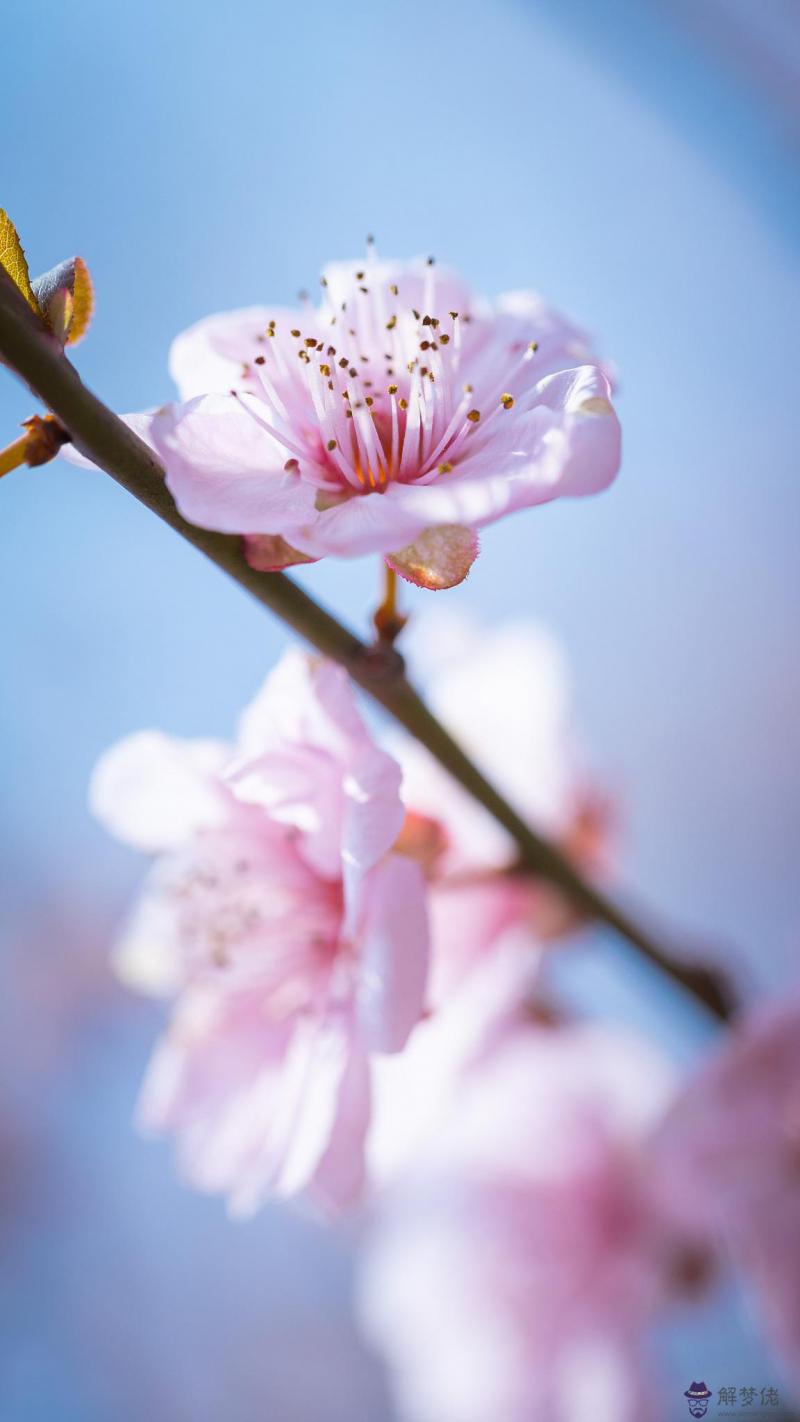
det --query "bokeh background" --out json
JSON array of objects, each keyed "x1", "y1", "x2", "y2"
[{"x1": 1, "y1": 1, "x2": 799, "y2": 1417}]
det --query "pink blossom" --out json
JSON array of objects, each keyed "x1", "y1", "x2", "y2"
[
  {"x1": 360, "y1": 1012, "x2": 703, "y2": 1422},
  {"x1": 90, "y1": 651, "x2": 429, "y2": 1214},
  {"x1": 90, "y1": 254, "x2": 619, "y2": 588},
  {"x1": 391, "y1": 614, "x2": 611, "y2": 1003},
  {"x1": 652, "y1": 993, "x2": 800, "y2": 1388}
]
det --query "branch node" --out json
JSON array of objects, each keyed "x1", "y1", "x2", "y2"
[
  {"x1": 352, "y1": 641, "x2": 406, "y2": 683},
  {"x1": 21, "y1": 413, "x2": 70, "y2": 466}
]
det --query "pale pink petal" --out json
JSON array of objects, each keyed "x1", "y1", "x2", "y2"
[
  {"x1": 111, "y1": 869, "x2": 191, "y2": 998},
  {"x1": 231, "y1": 653, "x2": 403, "y2": 888},
  {"x1": 341, "y1": 743, "x2": 405, "y2": 877},
  {"x1": 168, "y1": 305, "x2": 278, "y2": 400},
  {"x1": 237, "y1": 1011, "x2": 352, "y2": 1209},
  {"x1": 137, "y1": 986, "x2": 287, "y2": 1137},
  {"x1": 301, "y1": 1031, "x2": 372, "y2": 1215},
  {"x1": 534, "y1": 366, "x2": 621, "y2": 497},
  {"x1": 321, "y1": 257, "x2": 480, "y2": 328},
  {"x1": 495, "y1": 288, "x2": 608, "y2": 380},
  {"x1": 139, "y1": 990, "x2": 299, "y2": 1206},
  {"x1": 151, "y1": 394, "x2": 319, "y2": 534},
  {"x1": 236, "y1": 651, "x2": 366, "y2": 761},
  {"x1": 229, "y1": 745, "x2": 345, "y2": 881},
  {"x1": 138, "y1": 991, "x2": 372, "y2": 1215},
  {"x1": 355, "y1": 855, "x2": 429, "y2": 1053},
  {"x1": 89, "y1": 730, "x2": 230, "y2": 852},
  {"x1": 286, "y1": 483, "x2": 430, "y2": 558}
]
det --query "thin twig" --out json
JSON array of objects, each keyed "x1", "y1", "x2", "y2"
[{"x1": 373, "y1": 563, "x2": 406, "y2": 645}]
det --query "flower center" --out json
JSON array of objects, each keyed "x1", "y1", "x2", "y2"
[{"x1": 234, "y1": 249, "x2": 536, "y2": 497}]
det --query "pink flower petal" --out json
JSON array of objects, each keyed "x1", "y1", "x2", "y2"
[
  {"x1": 231, "y1": 653, "x2": 404, "y2": 891},
  {"x1": 236, "y1": 651, "x2": 366, "y2": 761},
  {"x1": 168, "y1": 305, "x2": 279, "y2": 400},
  {"x1": 253, "y1": 1011, "x2": 361, "y2": 1210},
  {"x1": 535, "y1": 366, "x2": 621, "y2": 498},
  {"x1": 496, "y1": 288, "x2": 608, "y2": 382},
  {"x1": 89, "y1": 730, "x2": 230, "y2": 852},
  {"x1": 356, "y1": 854, "x2": 429, "y2": 1053},
  {"x1": 303, "y1": 1031, "x2": 372, "y2": 1215},
  {"x1": 138, "y1": 990, "x2": 370, "y2": 1216},
  {"x1": 151, "y1": 394, "x2": 319, "y2": 534},
  {"x1": 341, "y1": 742, "x2": 405, "y2": 877}
]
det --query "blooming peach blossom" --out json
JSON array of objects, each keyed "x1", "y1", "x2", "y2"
[
  {"x1": 71, "y1": 254, "x2": 620, "y2": 588},
  {"x1": 90, "y1": 651, "x2": 429, "y2": 1214},
  {"x1": 652, "y1": 993, "x2": 800, "y2": 1389},
  {"x1": 360, "y1": 1014, "x2": 703, "y2": 1422}
]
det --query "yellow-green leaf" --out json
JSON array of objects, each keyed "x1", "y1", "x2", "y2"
[{"x1": 0, "y1": 209, "x2": 41, "y2": 314}]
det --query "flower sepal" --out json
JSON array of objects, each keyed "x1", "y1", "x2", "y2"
[{"x1": 386, "y1": 524, "x2": 479, "y2": 590}]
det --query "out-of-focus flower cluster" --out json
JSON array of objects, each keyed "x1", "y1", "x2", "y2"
[
  {"x1": 91, "y1": 614, "x2": 800, "y2": 1419},
  {"x1": 361, "y1": 957, "x2": 800, "y2": 1422}
]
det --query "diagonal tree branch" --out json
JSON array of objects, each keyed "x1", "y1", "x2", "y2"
[{"x1": 0, "y1": 268, "x2": 734, "y2": 1020}]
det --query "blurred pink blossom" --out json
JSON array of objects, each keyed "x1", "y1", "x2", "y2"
[
  {"x1": 90, "y1": 651, "x2": 429, "y2": 1214},
  {"x1": 360, "y1": 1010, "x2": 706, "y2": 1422},
  {"x1": 391, "y1": 614, "x2": 612, "y2": 1003},
  {"x1": 77, "y1": 255, "x2": 619, "y2": 587},
  {"x1": 653, "y1": 993, "x2": 800, "y2": 1388}
]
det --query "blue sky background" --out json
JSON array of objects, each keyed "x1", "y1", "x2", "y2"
[{"x1": 1, "y1": 1, "x2": 799, "y2": 1418}]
